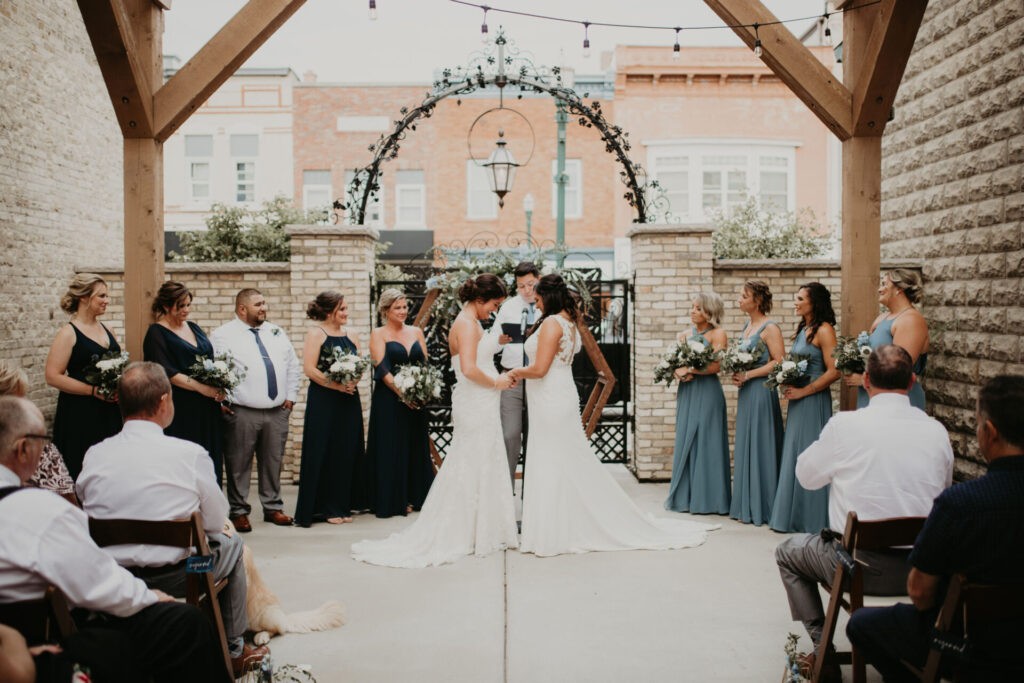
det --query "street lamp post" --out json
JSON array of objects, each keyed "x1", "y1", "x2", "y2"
[
  {"x1": 554, "y1": 99, "x2": 568, "y2": 267},
  {"x1": 523, "y1": 193, "x2": 535, "y2": 247}
]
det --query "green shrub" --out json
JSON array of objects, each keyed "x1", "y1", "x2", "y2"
[{"x1": 711, "y1": 196, "x2": 832, "y2": 260}]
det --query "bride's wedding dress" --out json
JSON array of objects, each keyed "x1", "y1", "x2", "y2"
[
  {"x1": 351, "y1": 327, "x2": 518, "y2": 567},
  {"x1": 519, "y1": 315, "x2": 718, "y2": 557}
]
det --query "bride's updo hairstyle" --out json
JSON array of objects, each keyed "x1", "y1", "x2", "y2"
[
  {"x1": 533, "y1": 273, "x2": 581, "y2": 324},
  {"x1": 457, "y1": 273, "x2": 507, "y2": 304},
  {"x1": 307, "y1": 290, "x2": 344, "y2": 321}
]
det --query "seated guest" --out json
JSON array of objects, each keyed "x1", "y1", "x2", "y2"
[
  {"x1": 847, "y1": 375, "x2": 1024, "y2": 681},
  {"x1": 0, "y1": 395, "x2": 223, "y2": 682},
  {"x1": 77, "y1": 362, "x2": 267, "y2": 677},
  {"x1": 775, "y1": 345, "x2": 953, "y2": 678}
]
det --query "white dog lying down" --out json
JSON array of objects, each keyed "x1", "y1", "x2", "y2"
[{"x1": 242, "y1": 545, "x2": 345, "y2": 646}]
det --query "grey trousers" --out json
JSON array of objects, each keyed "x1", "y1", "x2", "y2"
[
  {"x1": 132, "y1": 532, "x2": 248, "y2": 653},
  {"x1": 223, "y1": 404, "x2": 290, "y2": 517},
  {"x1": 500, "y1": 380, "x2": 527, "y2": 486},
  {"x1": 775, "y1": 532, "x2": 911, "y2": 645}
]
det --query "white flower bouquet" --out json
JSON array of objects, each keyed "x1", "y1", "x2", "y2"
[
  {"x1": 188, "y1": 352, "x2": 246, "y2": 392},
  {"x1": 319, "y1": 346, "x2": 370, "y2": 385},
  {"x1": 654, "y1": 337, "x2": 719, "y2": 386},
  {"x1": 392, "y1": 362, "x2": 444, "y2": 408},
  {"x1": 832, "y1": 331, "x2": 872, "y2": 375},
  {"x1": 764, "y1": 354, "x2": 810, "y2": 391},
  {"x1": 83, "y1": 351, "x2": 130, "y2": 399},
  {"x1": 719, "y1": 337, "x2": 767, "y2": 374}
]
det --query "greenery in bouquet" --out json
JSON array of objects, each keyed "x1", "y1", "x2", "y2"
[
  {"x1": 188, "y1": 352, "x2": 247, "y2": 392},
  {"x1": 82, "y1": 350, "x2": 130, "y2": 400},
  {"x1": 833, "y1": 331, "x2": 872, "y2": 375},
  {"x1": 319, "y1": 346, "x2": 370, "y2": 385},
  {"x1": 654, "y1": 337, "x2": 720, "y2": 386},
  {"x1": 782, "y1": 633, "x2": 808, "y2": 682},
  {"x1": 764, "y1": 354, "x2": 810, "y2": 391},
  {"x1": 392, "y1": 362, "x2": 444, "y2": 408},
  {"x1": 719, "y1": 337, "x2": 767, "y2": 374}
]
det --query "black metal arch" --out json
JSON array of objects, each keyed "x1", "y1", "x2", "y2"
[{"x1": 333, "y1": 31, "x2": 670, "y2": 227}]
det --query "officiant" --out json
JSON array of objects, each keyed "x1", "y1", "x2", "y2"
[{"x1": 492, "y1": 262, "x2": 540, "y2": 486}]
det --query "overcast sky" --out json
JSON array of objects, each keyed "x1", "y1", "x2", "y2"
[{"x1": 163, "y1": 1, "x2": 827, "y2": 83}]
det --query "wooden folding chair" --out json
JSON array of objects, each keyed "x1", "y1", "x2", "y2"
[
  {"x1": 812, "y1": 511, "x2": 926, "y2": 683},
  {"x1": 88, "y1": 511, "x2": 233, "y2": 683},
  {"x1": 0, "y1": 585, "x2": 77, "y2": 646}
]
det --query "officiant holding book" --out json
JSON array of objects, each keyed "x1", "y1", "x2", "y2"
[{"x1": 492, "y1": 261, "x2": 540, "y2": 486}]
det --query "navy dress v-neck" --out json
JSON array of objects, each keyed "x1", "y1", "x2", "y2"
[
  {"x1": 143, "y1": 321, "x2": 225, "y2": 484},
  {"x1": 365, "y1": 340, "x2": 435, "y2": 518}
]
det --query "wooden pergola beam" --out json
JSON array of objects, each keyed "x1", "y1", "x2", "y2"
[
  {"x1": 851, "y1": 0, "x2": 928, "y2": 136},
  {"x1": 76, "y1": 0, "x2": 156, "y2": 138},
  {"x1": 704, "y1": 0, "x2": 854, "y2": 140},
  {"x1": 152, "y1": 0, "x2": 306, "y2": 142}
]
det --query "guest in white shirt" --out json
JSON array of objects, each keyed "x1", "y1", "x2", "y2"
[
  {"x1": 0, "y1": 395, "x2": 224, "y2": 682},
  {"x1": 774, "y1": 345, "x2": 953, "y2": 676},
  {"x1": 77, "y1": 362, "x2": 268, "y2": 675},
  {"x1": 210, "y1": 288, "x2": 301, "y2": 532},
  {"x1": 491, "y1": 262, "x2": 540, "y2": 485}
]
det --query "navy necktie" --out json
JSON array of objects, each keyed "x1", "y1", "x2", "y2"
[{"x1": 250, "y1": 328, "x2": 278, "y2": 400}]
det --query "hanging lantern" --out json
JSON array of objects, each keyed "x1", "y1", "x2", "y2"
[{"x1": 482, "y1": 129, "x2": 519, "y2": 208}]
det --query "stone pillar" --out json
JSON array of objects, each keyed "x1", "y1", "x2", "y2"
[
  {"x1": 284, "y1": 225, "x2": 378, "y2": 481},
  {"x1": 628, "y1": 224, "x2": 715, "y2": 481}
]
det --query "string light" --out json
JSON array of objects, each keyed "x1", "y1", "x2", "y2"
[
  {"x1": 481, "y1": 5, "x2": 490, "y2": 43},
  {"x1": 753, "y1": 23, "x2": 763, "y2": 59},
  {"x1": 582, "y1": 21, "x2": 591, "y2": 58},
  {"x1": 368, "y1": 0, "x2": 377, "y2": 21},
  {"x1": 672, "y1": 27, "x2": 681, "y2": 60},
  {"x1": 823, "y1": 13, "x2": 833, "y2": 46}
]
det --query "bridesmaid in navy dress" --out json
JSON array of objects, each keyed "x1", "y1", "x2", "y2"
[
  {"x1": 664, "y1": 292, "x2": 731, "y2": 515},
  {"x1": 45, "y1": 273, "x2": 123, "y2": 480},
  {"x1": 365, "y1": 289, "x2": 434, "y2": 518},
  {"x1": 846, "y1": 269, "x2": 929, "y2": 410},
  {"x1": 728, "y1": 280, "x2": 785, "y2": 526},
  {"x1": 769, "y1": 282, "x2": 841, "y2": 534},
  {"x1": 295, "y1": 291, "x2": 368, "y2": 527},
  {"x1": 143, "y1": 281, "x2": 227, "y2": 484}
]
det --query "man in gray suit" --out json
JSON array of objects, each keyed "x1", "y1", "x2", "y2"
[{"x1": 491, "y1": 262, "x2": 540, "y2": 486}]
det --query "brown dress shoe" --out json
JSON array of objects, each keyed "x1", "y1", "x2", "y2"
[
  {"x1": 230, "y1": 514, "x2": 252, "y2": 533},
  {"x1": 231, "y1": 643, "x2": 269, "y2": 678},
  {"x1": 263, "y1": 510, "x2": 293, "y2": 526}
]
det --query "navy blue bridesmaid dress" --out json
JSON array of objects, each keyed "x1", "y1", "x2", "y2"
[
  {"x1": 294, "y1": 333, "x2": 368, "y2": 526},
  {"x1": 728, "y1": 321, "x2": 784, "y2": 526},
  {"x1": 856, "y1": 315, "x2": 927, "y2": 410},
  {"x1": 664, "y1": 327, "x2": 731, "y2": 515},
  {"x1": 769, "y1": 331, "x2": 832, "y2": 533},
  {"x1": 365, "y1": 340, "x2": 435, "y2": 518}
]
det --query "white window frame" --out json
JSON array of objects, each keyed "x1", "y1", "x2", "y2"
[
  {"x1": 183, "y1": 134, "x2": 213, "y2": 203},
  {"x1": 302, "y1": 170, "x2": 332, "y2": 211},
  {"x1": 343, "y1": 171, "x2": 383, "y2": 227},
  {"x1": 550, "y1": 159, "x2": 583, "y2": 219},
  {"x1": 395, "y1": 183, "x2": 426, "y2": 228},
  {"x1": 230, "y1": 134, "x2": 259, "y2": 205},
  {"x1": 466, "y1": 161, "x2": 498, "y2": 220}
]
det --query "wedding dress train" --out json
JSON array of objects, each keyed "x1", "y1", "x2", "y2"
[{"x1": 519, "y1": 315, "x2": 718, "y2": 557}]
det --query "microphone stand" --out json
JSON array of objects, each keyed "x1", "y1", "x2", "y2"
[{"x1": 518, "y1": 306, "x2": 530, "y2": 503}]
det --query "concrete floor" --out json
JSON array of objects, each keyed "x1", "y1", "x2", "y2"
[{"x1": 243, "y1": 467, "x2": 884, "y2": 682}]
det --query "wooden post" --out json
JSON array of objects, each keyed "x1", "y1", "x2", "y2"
[{"x1": 123, "y1": 139, "x2": 164, "y2": 359}]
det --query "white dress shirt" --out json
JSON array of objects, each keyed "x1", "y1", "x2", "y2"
[
  {"x1": 210, "y1": 317, "x2": 301, "y2": 408},
  {"x1": 492, "y1": 294, "x2": 537, "y2": 370},
  {"x1": 796, "y1": 392, "x2": 954, "y2": 532},
  {"x1": 77, "y1": 420, "x2": 230, "y2": 567},
  {"x1": 0, "y1": 465, "x2": 157, "y2": 616}
]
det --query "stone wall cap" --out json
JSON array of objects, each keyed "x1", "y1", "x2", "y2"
[
  {"x1": 714, "y1": 258, "x2": 924, "y2": 269},
  {"x1": 627, "y1": 223, "x2": 715, "y2": 238},
  {"x1": 285, "y1": 224, "x2": 380, "y2": 239},
  {"x1": 75, "y1": 262, "x2": 291, "y2": 274}
]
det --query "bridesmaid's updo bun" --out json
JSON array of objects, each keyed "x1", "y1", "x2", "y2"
[
  {"x1": 457, "y1": 273, "x2": 507, "y2": 304},
  {"x1": 744, "y1": 279, "x2": 773, "y2": 314},
  {"x1": 60, "y1": 273, "x2": 106, "y2": 314},
  {"x1": 151, "y1": 281, "x2": 192, "y2": 317},
  {"x1": 884, "y1": 269, "x2": 924, "y2": 304},
  {"x1": 307, "y1": 290, "x2": 344, "y2": 321}
]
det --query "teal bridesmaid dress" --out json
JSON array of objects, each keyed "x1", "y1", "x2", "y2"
[
  {"x1": 728, "y1": 321, "x2": 784, "y2": 526},
  {"x1": 665, "y1": 327, "x2": 731, "y2": 515},
  {"x1": 768, "y1": 331, "x2": 831, "y2": 533},
  {"x1": 856, "y1": 315, "x2": 927, "y2": 410}
]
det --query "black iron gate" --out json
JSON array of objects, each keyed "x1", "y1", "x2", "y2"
[{"x1": 372, "y1": 277, "x2": 632, "y2": 464}]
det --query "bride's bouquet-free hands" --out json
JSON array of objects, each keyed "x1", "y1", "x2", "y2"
[
  {"x1": 83, "y1": 350, "x2": 130, "y2": 401},
  {"x1": 654, "y1": 337, "x2": 719, "y2": 386},
  {"x1": 719, "y1": 337, "x2": 767, "y2": 374},
  {"x1": 764, "y1": 354, "x2": 810, "y2": 392},
  {"x1": 319, "y1": 346, "x2": 370, "y2": 386},
  {"x1": 393, "y1": 362, "x2": 444, "y2": 408},
  {"x1": 833, "y1": 331, "x2": 872, "y2": 375},
  {"x1": 188, "y1": 352, "x2": 246, "y2": 399}
]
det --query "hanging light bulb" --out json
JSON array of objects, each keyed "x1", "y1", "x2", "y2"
[
  {"x1": 672, "y1": 27, "x2": 681, "y2": 60},
  {"x1": 582, "y1": 22, "x2": 591, "y2": 58},
  {"x1": 481, "y1": 6, "x2": 490, "y2": 44},
  {"x1": 368, "y1": 0, "x2": 377, "y2": 20},
  {"x1": 823, "y1": 14, "x2": 833, "y2": 46},
  {"x1": 753, "y1": 23, "x2": 763, "y2": 59}
]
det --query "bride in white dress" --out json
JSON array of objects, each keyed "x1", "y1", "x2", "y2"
[
  {"x1": 351, "y1": 274, "x2": 519, "y2": 567},
  {"x1": 510, "y1": 274, "x2": 718, "y2": 557}
]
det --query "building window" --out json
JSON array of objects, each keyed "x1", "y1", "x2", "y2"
[
  {"x1": 230, "y1": 134, "x2": 258, "y2": 203},
  {"x1": 302, "y1": 170, "x2": 332, "y2": 210},
  {"x1": 759, "y1": 155, "x2": 789, "y2": 212},
  {"x1": 184, "y1": 135, "x2": 213, "y2": 201},
  {"x1": 652, "y1": 155, "x2": 688, "y2": 219},
  {"x1": 344, "y1": 170, "x2": 383, "y2": 226},
  {"x1": 395, "y1": 170, "x2": 426, "y2": 228},
  {"x1": 701, "y1": 155, "x2": 747, "y2": 214},
  {"x1": 550, "y1": 159, "x2": 583, "y2": 219},
  {"x1": 466, "y1": 161, "x2": 498, "y2": 219}
]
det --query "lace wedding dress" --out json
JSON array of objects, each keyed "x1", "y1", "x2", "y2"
[
  {"x1": 351, "y1": 327, "x2": 518, "y2": 567},
  {"x1": 519, "y1": 315, "x2": 718, "y2": 557}
]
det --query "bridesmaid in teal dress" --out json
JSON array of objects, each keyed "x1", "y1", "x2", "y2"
[
  {"x1": 847, "y1": 269, "x2": 928, "y2": 410},
  {"x1": 295, "y1": 291, "x2": 367, "y2": 527},
  {"x1": 728, "y1": 280, "x2": 785, "y2": 526},
  {"x1": 665, "y1": 292, "x2": 731, "y2": 515},
  {"x1": 769, "y1": 282, "x2": 841, "y2": 534}
]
